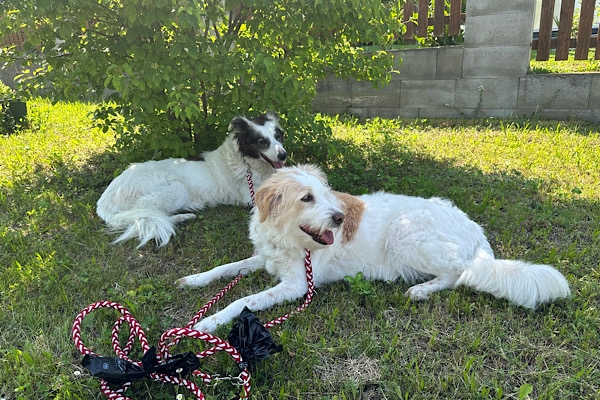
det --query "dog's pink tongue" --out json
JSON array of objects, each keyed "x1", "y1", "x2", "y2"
[
  {"x1": 322, "y1": 230, "x2": 334, "y2": 245},
  {"x1": 273, "y1": 161, "x2": 285, "y2": 169}
]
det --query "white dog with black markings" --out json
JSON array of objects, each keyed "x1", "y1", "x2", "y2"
[
  {"x1": 179, "y1": 165, "x2": 571, "y2": 333},
  {"x1": 97, "y1": 112, "x2": 287, "y2": 248}
]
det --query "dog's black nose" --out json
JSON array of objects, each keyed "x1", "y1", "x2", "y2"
[
  {"x1": 332, "y1": 212, "x2": 345, "y2": 226},
  {"x1": 277, "y1": 150, "x2": 287, "y2": 161}
]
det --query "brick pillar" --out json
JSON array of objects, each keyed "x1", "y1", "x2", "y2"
[{"x1": 462, "y1": 0, "x2": 536, "y2": 78}]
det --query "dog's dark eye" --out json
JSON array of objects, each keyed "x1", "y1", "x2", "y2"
[
  {"x1": 275, "y1": 128, "x2": 284, "y2": 142},
  {"x1": 301, "y1": 194, "x2": 314, "y2": 202},
  {"x1": 258, "y1": 138, "x2": 269, "y2": 147}
]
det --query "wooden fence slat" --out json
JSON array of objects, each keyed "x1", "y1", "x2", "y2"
[
  {"x1": 17, "y1": 31, "x2": 25, "y2": 50},
  {"x1": 433, "y1": 0, "x2": 445, "y2": 36},
  {"x1": 417, "y1": 0, "x2": 429, "y2": 39},
  {"x1": 536, "y1": 0, "x2": 555, "y2": 61},
  {"x1": 449, "y1": 0, "x2": 462, "y2": 36},
  {"x1": 1, "y1": 29, "x2": 26, "y2": 50},
  {"x1": 555, "y1": 0, "x2": 575, "y2": 60},
  {"x1": 403, "y1": 0, "x2": 416, "y2": 43},
  {"x1": 574, "y1": 0, "x2": 596, "y2": 60}
]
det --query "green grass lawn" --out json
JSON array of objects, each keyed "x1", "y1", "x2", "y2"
[
  {"x1": 1, "y1": 98, "x2": 600, "y2": 400},
  {"x1": 530, "y1": 49, "x2": 600, "y2": 73}
]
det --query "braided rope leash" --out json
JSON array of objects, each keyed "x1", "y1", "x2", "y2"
[
  {"x1": 73, "y1": 163, "x2": 313, "y2": 399},
  {"x1": 245, "y1": 161, "x2": 256, "y2": 207},
  {"x1": 265, "y1": 248, "x2": 313, "y2": 329},
  {"x1": 72, "y1": 300, "x2": 251, "y2": 400},
  {"x1": 243, "y1": 165, "x2": 315, "y2": 328},
  {"x1": 183, "y1": 248, "x2": 313, "y2": 364}
]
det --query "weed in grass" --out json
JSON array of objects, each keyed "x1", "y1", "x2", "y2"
[{"x1": 344, "y1": 272, "x2": 376, "y2": 297}]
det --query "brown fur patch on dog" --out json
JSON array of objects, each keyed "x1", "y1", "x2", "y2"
[
  {"x1": 333, "y1": 191, "x2": 365, "y2": 244},
  {"x1": 255, "y1": 179, "x2": 279, "y2": 223}
]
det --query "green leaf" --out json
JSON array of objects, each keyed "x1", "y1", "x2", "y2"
[
  {"x1": 518, "y1": 384, "x2": 533, "y2": 400},
  {"x1": 122, "y1": 63, "x2": 133, "y2": 77},
  {"x1": 112, "y1": 77, "x2": 125, "y2": 92}
]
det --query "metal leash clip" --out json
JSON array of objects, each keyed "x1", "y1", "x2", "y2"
[
  {"x1": 243, "y1": 159, "x2": 252, "y2": 177},
  {"x1": 212, "y1": 374, "x2": 245, "y2": 386}
]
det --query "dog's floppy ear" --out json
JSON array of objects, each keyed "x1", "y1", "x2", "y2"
[
  {"x1": 229, "y1": 116, "x2": 249, "y2": 134},
  {"x1": 255, "y1": 181, "x2": 280, "y2": 223}
]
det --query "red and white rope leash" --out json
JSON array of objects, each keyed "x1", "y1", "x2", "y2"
[
  {"x1": 175, "y1": 248, "x2": 313, "y2": 359},
  {"x1": 72, "y1": 300, "x2": 251, "y2": 400},
  {"x1": 73, "y1": 164, "x2": 314, "y2": 400},
  {"x1": 245, "y1": 162, "x2": 256, "y2": 207},
  {"x1": 243, "y1": 163, "x2": 315, "y2": 327}
]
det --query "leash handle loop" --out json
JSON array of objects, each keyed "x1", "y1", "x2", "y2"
[{"x1": 72, "y1": 301, "x2": 250, "y2": 400}]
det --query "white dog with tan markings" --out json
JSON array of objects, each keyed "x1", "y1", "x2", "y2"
[{"x1": 179, "y1": 165, "x2": 570, "y2": 332}]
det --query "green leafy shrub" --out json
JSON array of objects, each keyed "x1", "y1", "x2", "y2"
[{"x1": 1, "y1": 0, "x2": 402, "y2": 158}]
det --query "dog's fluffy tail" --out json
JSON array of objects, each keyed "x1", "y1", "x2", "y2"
[
  {"x1": 105, "y1": 209, "x2": 194, "y2": 248},
  {"x1": 455, "y1": 249, "x2": 570, "y2": 309}
]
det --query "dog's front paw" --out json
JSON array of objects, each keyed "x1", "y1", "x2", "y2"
[
  {"x1": 193, "y1": 316, "x2": 219, "y2": 334},
  {"x1": 176, "y1": 277, "x2": 189, "y2": 288},
  {"x1": 177, "y1": 272, "x2": 213, "y2": 288},
  {"x1": 405, "y1": 284, "x2": 431, "y2": 301}
]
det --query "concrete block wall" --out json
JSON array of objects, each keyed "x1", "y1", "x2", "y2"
[{"x1": 313, "y1": 0, "x2": 600, "y2": 123}]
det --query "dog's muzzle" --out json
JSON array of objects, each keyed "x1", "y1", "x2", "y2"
[
  {"x1": 261, "y1": 153, "x2": 285, "y2": 169},
  {"x1": 331, "y1": 212, "x2": 344, "y2": 227},
  {"x1": 276, "y1": 148, "x2": 287, "y2": 162},
  {"x1": 300, "y1": 212, "x2": 345, "y2": 246}
]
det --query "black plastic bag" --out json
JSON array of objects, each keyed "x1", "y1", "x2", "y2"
[
  {"x1": 82, "y1": 346, "x2": 200, "y2": 385},
  {"x1": 228, "y1": 307, "x2": 283, "y2": 369}
]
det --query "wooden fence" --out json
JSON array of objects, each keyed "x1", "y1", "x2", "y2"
[
  {"x1": 402, "y1": 0, "x2": 466, "y2": 43},
  {"x1": 533, "y1": 0, "x2": 600, "y2": 61},
  {"x1": 1, "y1": 29, "x2": 26, "y2": 51}
]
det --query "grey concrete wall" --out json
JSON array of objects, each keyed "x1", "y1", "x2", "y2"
[{"x1": 313, "y1": 0, "x2": 600, "y2": 123}]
